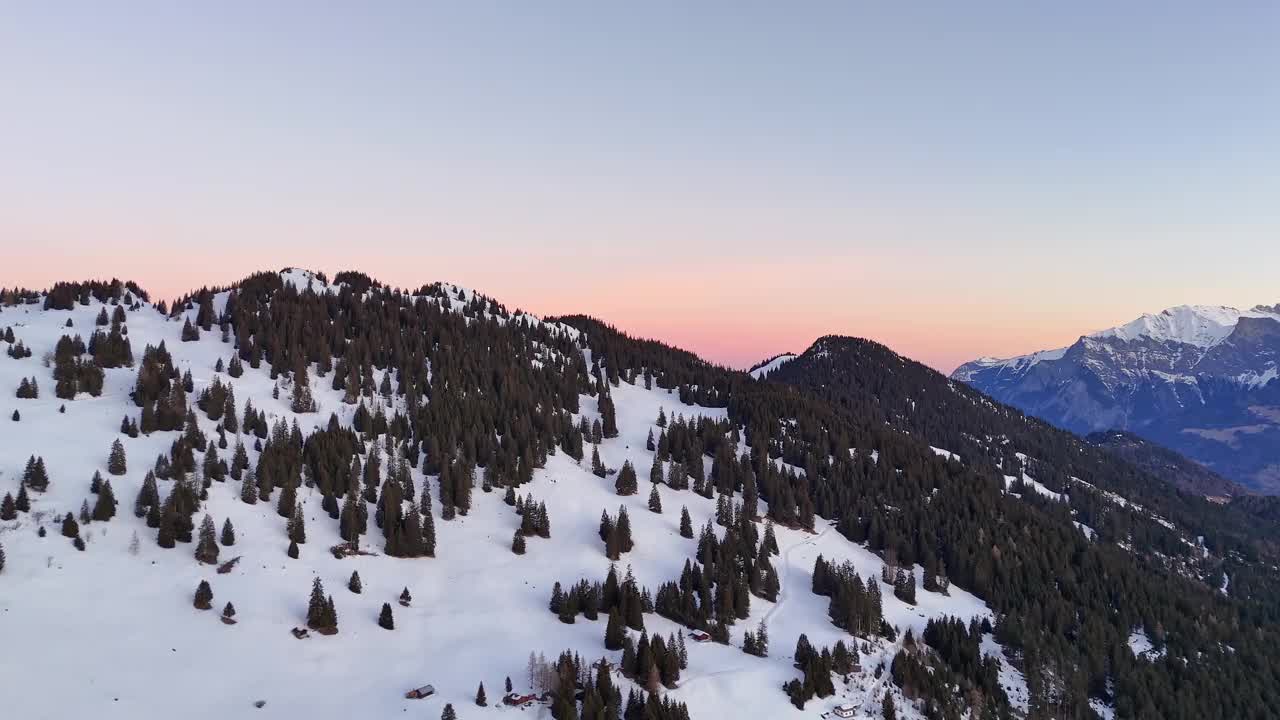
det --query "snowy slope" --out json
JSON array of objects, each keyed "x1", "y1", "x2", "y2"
[
  {"x1": 1, "y1": 272, "x2": 1022, "y2": 720},
  {"x1": 748, "y1": 353, "x2": 796, "y2": 380}
]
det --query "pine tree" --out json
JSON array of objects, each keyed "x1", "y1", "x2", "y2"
[
  {"x1": 25, "y1": 456, "x2": 49, "y2": 492},
  {"x1": 679, "y1": 506, "x2": 693, "y2": 538},
  {"x1": 648, "y1": 484, "x2": 662, "y2": 513},
  {"x1": 193, "y1": 579, "x2": 213, "y2": 610},
  {"x1": 288, "y1": 505, "x2": 306, "y2": 544},
  {"x1": 220, "y1": 518, "x2": 235, "y2": 546},
  {"x1": 441, "y1": 704, "x2": 457, "y2": 720},
  {"x1": 348, "y1": 571, "x2": 362, "y2": 594},
  {"x1": 512, "y1": 530, "x2": 526, "y2": 555},
  {"x1": 475, "y1": 682, "x2": 487, "y2": 706},
  {"x1": 592, "y1": 446, "x2": 606, "y2": 478},
  {"x1": 882, "y1": 692, "x2": 896, "y2": 720},
  {"x1": 505, "y1": 676, "x2": 513, "y2": 694},
  {"x1": 92, "y1": 480, "x2": 117, "y2": 521},
  {"x1": 61, "y1": 512, "x2": 79, "y2": 539},
  {"x1": 325, "y1": 595, "x2": 338, "y2": 632},
  {"x1": 605, "y1": 608, "x2": 626, "y2": 650},
  {"x1": 615, "y1": 460, "x2": 638, "y2": 496},
  {"x1": 400, "y1": 587, "x2": 412, "y2": 606},
  {"x1": 379, "y1": 602, "x2": 395, "y2": 630},
  {"x1": 277, "y1": 478, "x2": 296, "y2": 518},
  {"x1": 0, "y1": 493, "x2": 14, "y2": 520},
  {"x1": 236, "y1": 467, "x2": 257, "y2": 504},
  {"x1": 307, "y1": 577, "x2": 328, "y2": 629},
  {"x1": 616, "y1": 507, "x2": 633, "y2": 552},
  {"x1": 287, "y1": 539, "x2": 299, "y2": 558},
  {"x1": 763, "y1": 521, "x2": 779, "y2": 555},
  {"x1": 15, "y1": 485, "x2": 29, "y2": 513},
  {"x1": 422, "y1": 501, "x2": 436, "y2": 557},
  {"x1": 195, "y1": 514, "x2": 219, "y2": 564},
  {"x1": 222, "y1": 602, "x2": 236, "y2": 621},
  {"x1": 108, "y1": 439, "x2": 127, "y2": 475},
  {"x1": 156, "y1": 506, "x2": 176, "y2": 548},
  {"x1": 0, "y1": 541, "x2": 5, "y2": 574}
]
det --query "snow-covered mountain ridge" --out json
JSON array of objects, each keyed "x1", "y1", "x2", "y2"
[
  {"x1": 952, "y1": 303, "x2": 1280, "y2": 493},
  {"x1": 5, "y1": 270, "x2": 1279, "y2": 720},
  {"x1": 1, "y1": 270, "x2": 1031, "y2": 720}
]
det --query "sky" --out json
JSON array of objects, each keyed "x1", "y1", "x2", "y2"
[{"x1": 2, "y1": 2, "x2": 1277, "y2": 373}]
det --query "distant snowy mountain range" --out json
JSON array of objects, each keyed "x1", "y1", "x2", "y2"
[{"x1": 953, "y1": 304, "x2": 1280, "y2": 493}]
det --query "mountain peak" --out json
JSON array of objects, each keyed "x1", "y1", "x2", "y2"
[
  {"x1": 1088, "y1": 304, "x2": 1280, "y2": 348},
  {"x1": 953, "y1": 301, "x2": 1280, "y2": 492}
]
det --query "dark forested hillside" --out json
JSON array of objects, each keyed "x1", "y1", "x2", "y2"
[{"x1": 556, "y1": 323, "x2": 1280, "y2": 719}]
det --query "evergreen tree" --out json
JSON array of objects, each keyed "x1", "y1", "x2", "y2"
[
  {"x1": 15, "y1": 486, "x2": 29, "y2": 513},
  {"x1": 195, "y1": 514, "x2": 219, "y2": 564},
  {"x1": 325, "y1": 595, "x2": 338, "y2": 631},
  {"x1": 615, "y1": 460, "x2": 638, "y2": 496},
  {"x1": 307, "y1": 577, "x2": 329, "y2": 629},
  {"x1": 24, "y1": 456, "x2": 49, "y2": 492},
  {"x1": 475, "y1": 682, "x2": 487, "y2": 707},
  {"x1": 648, "y1": 484, "x2": 662, "y2": 513},
  {"x1": 61, "y1": 512, "x2": 79, "y2": 539},
  {"x1": 287, "y1": 539, "x2": 299, "y2": 558},
  {"x1": 156, "y1": 506, "x2": 176, "y2": 548},
  {"x1": 379, "y1": 602, "x2": 395, "y2": 630},
  {"x1": 679, "y1": 506, "x2": 693, "y2": 538},
  {"x1": 441, "y1": 704, "x2": 457, "y2": 720},
  {"x1": 422, "y1": 501, "x2": 436, "y2": 557},
  {"x1": 0, "y1": 493, "x2": 15, "y2": 521},
  {"x1": 288, "y1": 505, "x2": 307, "y2": 544},
  {"x1": 108, "y1": 439, "x2": 127, "y2": 475},
  {"x1": 92, "y1": 480, "x2": 117, "y2": 521},
  {"x1": 512, "y1": 530, "x2": 526, "y2": 555},
  {"x1": 222, "y1": 602, "x2": 236, "y2": 621},
  {"x1": 605, "y1": 608, "x2": 626, "y2": 650},
  {"x1": 220, "y1": 518, "x2": 235, "y2": 546},
  {"x1": 193, "y1": 580, "x2": 213, "y2": 610},
  {"x1": 882, "y1": 692, "x2": 896, "y2": 720},
  {"x1": 763, "y1": 521, "x2": 779, "y2": 555},
  {"x1": 240, "y1": 469, "x2": 258, "y2": 505},
  {"x1": 591, "y1": 446, "x2": 606, "y2": 478},
  {"x1": 348, "y1": 571, "x2": 362, "y2": 594},
  {"x1": 400, "y1": 587, "x2": 412, "y2": 606},
  {"x1": 616, "y1": 507, "x2": 634, "y2": 552}
]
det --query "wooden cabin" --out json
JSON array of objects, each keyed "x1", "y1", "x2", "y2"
[{"x1": 404, "y1": 684, "x2": 435, "y2": 699}]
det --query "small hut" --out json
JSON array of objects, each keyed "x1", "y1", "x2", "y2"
[{"x1": 404, "y1": 684, "x2": 435, "y2": 700}]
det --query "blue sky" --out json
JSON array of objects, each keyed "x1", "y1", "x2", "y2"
[{"x1": 2, "y1": 2, "x2": 1277, "y2": 371}]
